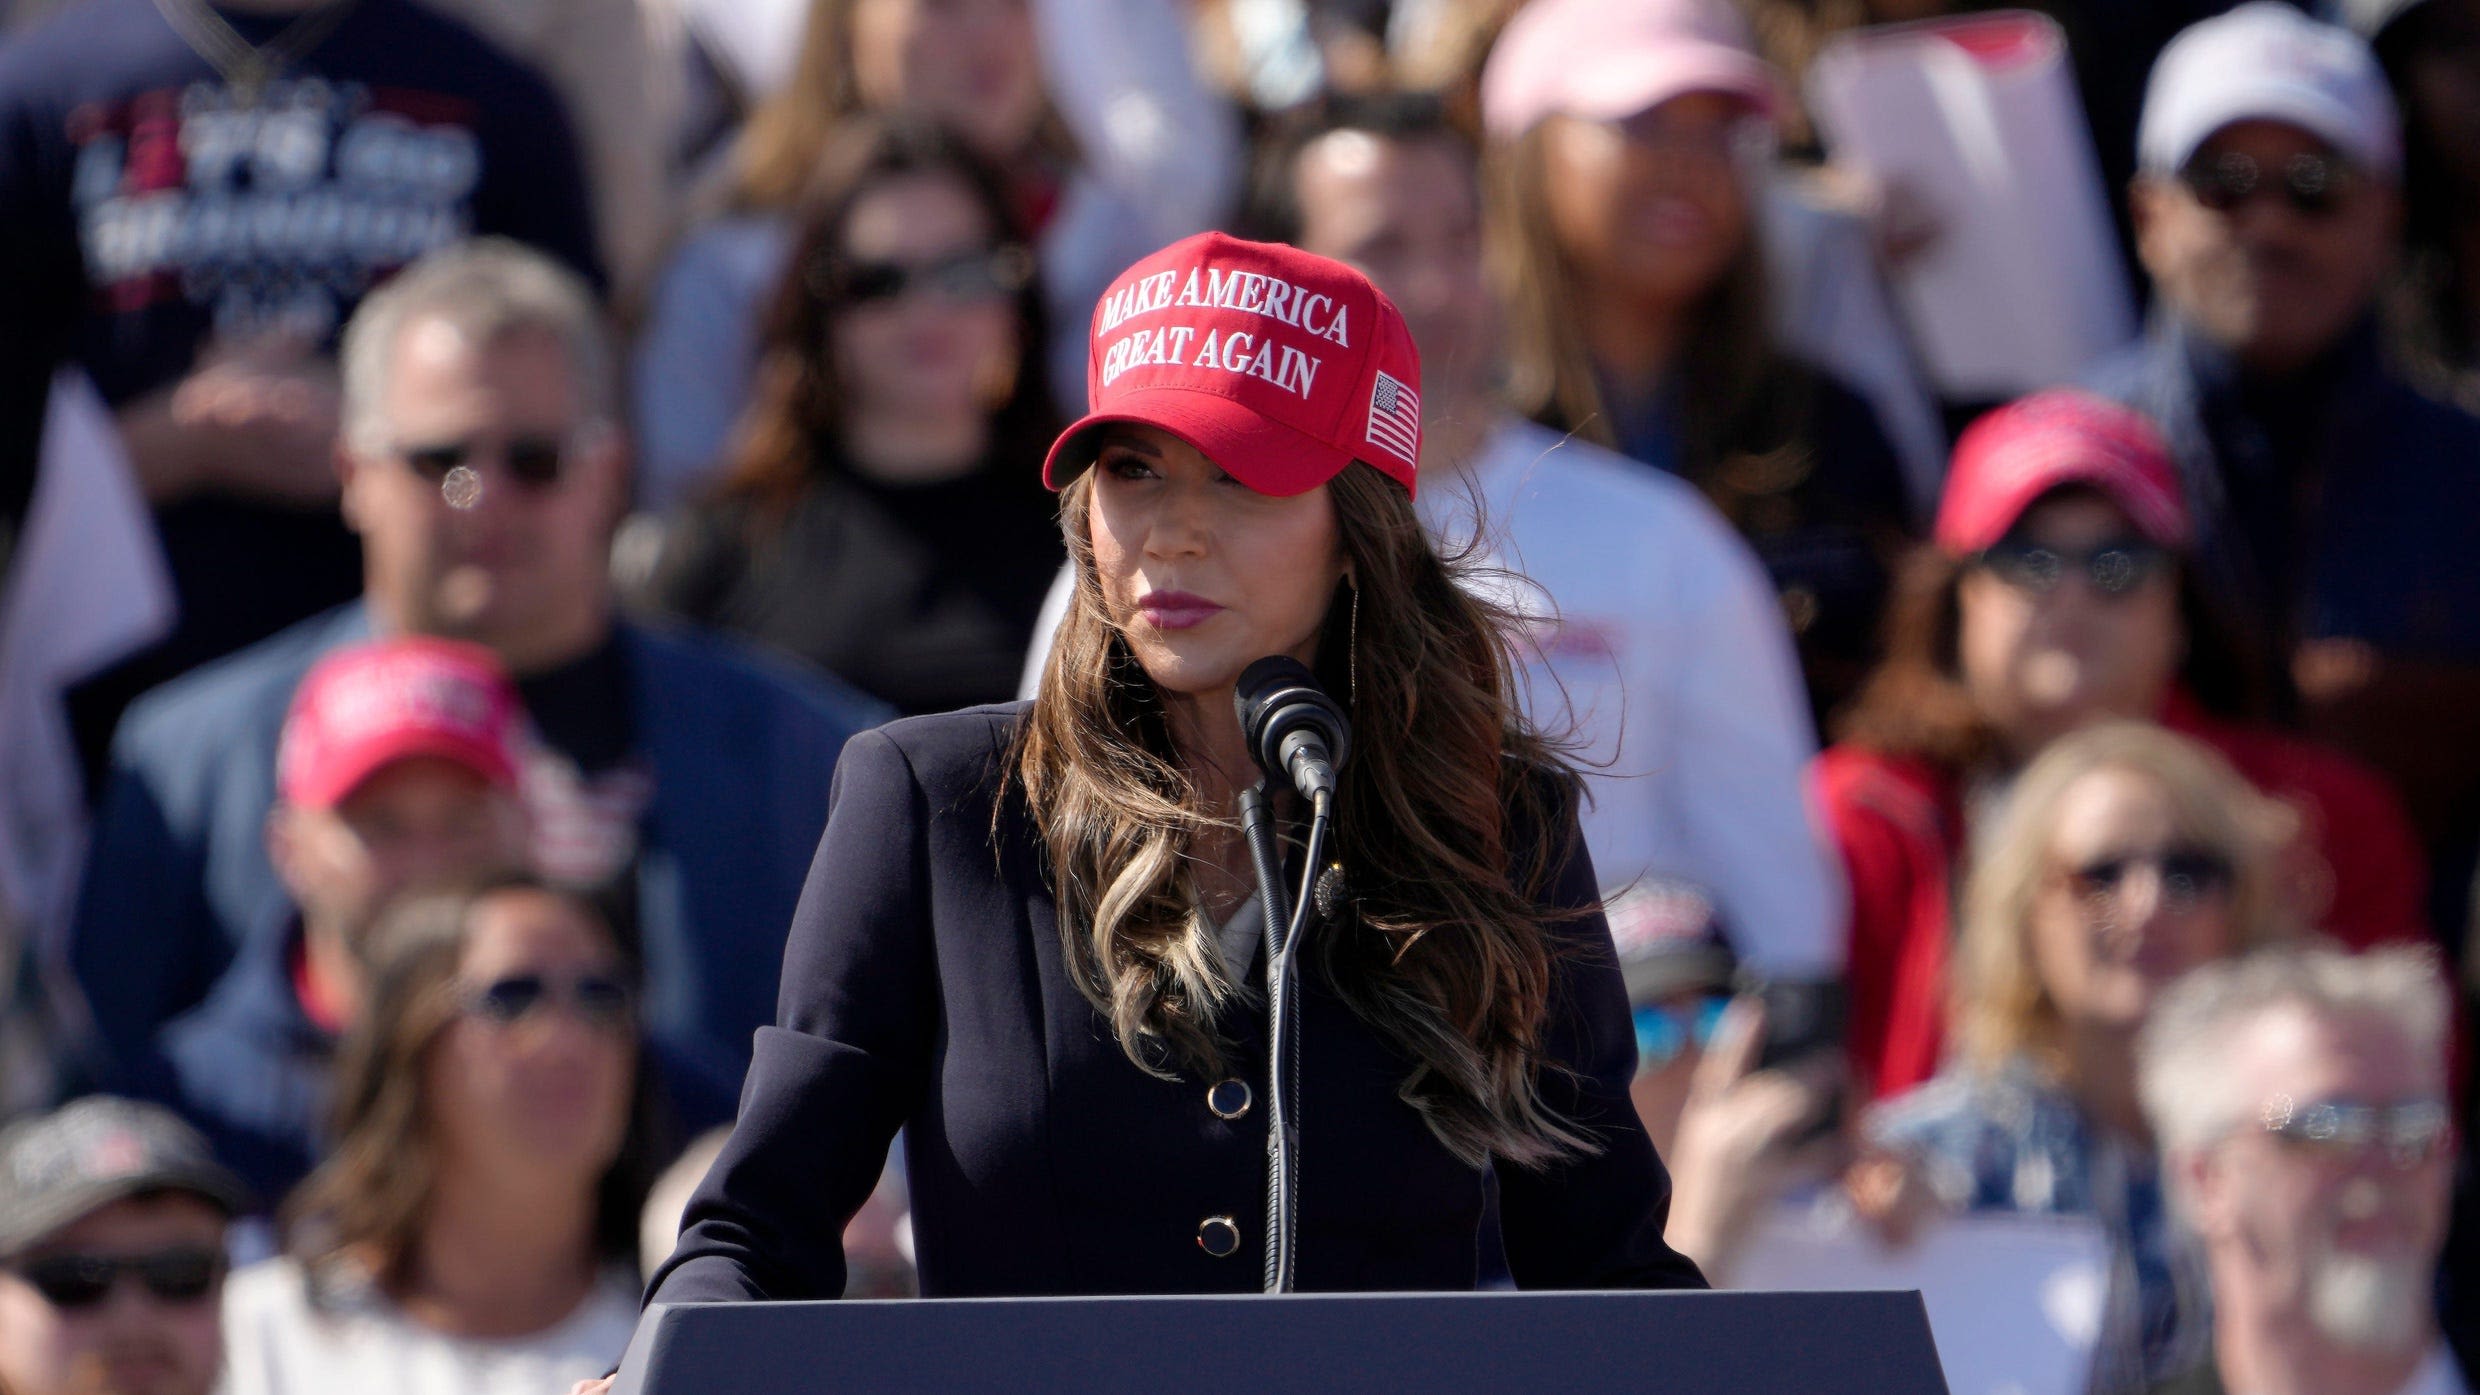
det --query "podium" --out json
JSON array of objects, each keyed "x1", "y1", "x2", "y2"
[{"x1": 610, "y1": 1290, "x2": 1950, "y2": 1393}]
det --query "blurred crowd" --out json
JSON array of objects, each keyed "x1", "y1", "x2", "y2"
[{"x1": 0, "y1": 0, "x2": 2477, "y2": 1392}]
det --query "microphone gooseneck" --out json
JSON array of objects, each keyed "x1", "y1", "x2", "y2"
[{"x1": 1230, "y1": 656, "x2": 1352, "y2": 1294}]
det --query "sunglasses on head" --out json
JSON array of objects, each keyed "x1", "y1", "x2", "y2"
[
  {"x1": 14, "y1": 1247, "x2": 224, "y2": 1310},
  {"x1": 460, "y1": 971, "x2": 635, "y2": 1029},
  {"x1": 2260, "y1": 1094, "x2": 2452, "y2": 1169},
  {"x1": 1974, "y1": 537, "x2": 2167, "y2": 598},
  {"x1": 2178, "y1": 148, "x2": 2360, "y2": 219},
  {"x1": 2064, "y1": 846, "x2": 2234, "y2": 908},
  {"x1": 1633, "y1": 996, "x2": 1732, "y2": 1071},
  {"x1": 397, "y1": 435, "x2": 572, "y2": 489},
  {"x1": 819, "y1": 245, "x2": 1034, "y2": 308}
]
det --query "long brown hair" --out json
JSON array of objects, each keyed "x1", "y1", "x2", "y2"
[
  {"x1": 281, "y1": 874, "x2": 661, "y2": 1296},
  {"x1": 1484, "y1": 121, "x2": 1817, "y2": 534},
  {"x1": 1014, "y1": 463, "x2": 1596, "y2": 1170},
  {"x1": 715, "y1": 120, "x2": 1056, "y2": 522}
]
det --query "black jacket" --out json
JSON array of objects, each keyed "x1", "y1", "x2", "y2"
[{"x1": 646, "y1": 704, "x2": 1707, "y2": 1301}]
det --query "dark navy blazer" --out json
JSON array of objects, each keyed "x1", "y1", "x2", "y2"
[{"x1": 647, "y1": 704, "x2": 1708, "y2": 1301}]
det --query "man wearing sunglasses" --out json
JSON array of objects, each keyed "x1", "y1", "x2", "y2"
[
  {"x1": 2139, "y1": 945, "x2": 2466, "y2": 1395},
  {"x1": 2092, "y1": 2, "x2": 2480, "y2": 951},
  {"x1": 0, "y1": 1097, "x2": 247, "y2": 1395},
  {"x1": 70, "y1": 240, "x2": 895, "y2": 1159}
]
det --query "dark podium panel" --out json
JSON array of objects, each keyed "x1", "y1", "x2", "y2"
[{"x1": 612, "y1": 1290, "x2": 1950, "y2": 1394}]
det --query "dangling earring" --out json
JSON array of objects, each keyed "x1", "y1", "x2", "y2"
[{"x1": 1348, "y1": 580, "x2": 1360, "y2": 710}]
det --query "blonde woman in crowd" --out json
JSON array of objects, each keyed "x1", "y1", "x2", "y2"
[
  {"x1": 1863, "y1": 722, "x2": 2302, "y2": 1395},
  {"x1": 220, "y1": 877, "x2": 659, "y2": 1395}
]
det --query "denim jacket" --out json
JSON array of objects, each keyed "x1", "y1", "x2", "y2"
[{"x1": 1872, "y1": 1059, "x2": 2212, "y2": 1395}]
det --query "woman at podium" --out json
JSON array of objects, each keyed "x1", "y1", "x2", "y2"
[{"x1": 637, "y1": 233, "x2": 1707, "y2": 1308}]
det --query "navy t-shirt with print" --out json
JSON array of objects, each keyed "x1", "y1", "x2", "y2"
[{"x1": 0, "y1": 0, "x2": 602, "y2": 727}]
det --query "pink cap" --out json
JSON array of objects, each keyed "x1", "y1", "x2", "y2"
[
  {"x1": 1935, "y1": 391, "x2": 2192, "y2": 556},
  {"x1": 1044, "y1": 232, "x2": 1423, "y2": 498},
  {"x1": 1480, "y1": 0, "x2": 1781, "y2": 141},
  {"x1": 277, "y1": 638, "x2": 529, "y2": 810}
]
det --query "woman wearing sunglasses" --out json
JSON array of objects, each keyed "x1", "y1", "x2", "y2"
[
  {"x1": 1860, "y1": 721, "x2": 2300, "y2": 1394},
  {"x1": 1813, "y1": 390, "x2": 2429, "y2": 1104},
  {"x1": 634, "y1": 120, "x2": 1065, "y2": 717},
  {"x1": 631, "y1": 0, "x2": 1238, "y2": 509},
  {"x1": 221, "y1": 875, "x2": 660, "y2": 1395},
  {"x1": 591, "y1": 232, "x2": 1704, "y2": 1373}
]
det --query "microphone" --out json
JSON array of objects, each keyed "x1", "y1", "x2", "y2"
[
  {"x1": 1233, "y1": 656, "x2": 1351, "y2": 804},
  {"x1": 1233, "y1": 657, "x2": 1351, "y2": 1294}
]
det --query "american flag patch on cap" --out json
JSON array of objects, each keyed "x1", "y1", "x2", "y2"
[{"x1": 1364, "y1": 370, "x2": 1420, "y2": 467}]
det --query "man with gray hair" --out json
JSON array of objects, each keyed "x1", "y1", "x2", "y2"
[
  {"x1": 2137, "y1": 945, "x2": 2465, "y2": 1395},
  {"x1": 67, "y1": 239, "x2": 892, "y2": 1152}
]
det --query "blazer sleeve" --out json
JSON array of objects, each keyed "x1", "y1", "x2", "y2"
[
  {"x1": 1495, "y1": 797, "x2": 1711, "y2": 1291},
  {"x1": 644, "y1": 727, "x2": 937, "y2": 1304}
]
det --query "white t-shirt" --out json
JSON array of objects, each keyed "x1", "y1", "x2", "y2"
[
  {"x1": 1419, "y1": 418, "x2": 1842, "y2": 978},
  {"x1": 1019, "y1": 415, "x2": 1845, "y2": 977},
  {"x1": 218, "y1": 1256, "x2": 639, "y2": 1395}
]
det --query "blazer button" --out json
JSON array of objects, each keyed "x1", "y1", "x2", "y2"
[
  {"x1": 1197, "y1": 1215, "x2": 1241, "y2": 1258},
  {"x1": 1207, "y1": 1078, "x2": 1253, "y2": 1120}
]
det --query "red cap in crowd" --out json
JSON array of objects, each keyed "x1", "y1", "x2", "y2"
[
  {"x1": 1042, "y1": 232, "x2": 1424, "y2": 499},
  {"x1": 1935, "y1": 391, "x2": 2191, "y2": 556},
  {"x1": 277, "y1": 637, "x2": 529, "y2": 810}
]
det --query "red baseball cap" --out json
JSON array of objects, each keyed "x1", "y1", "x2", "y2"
[
  {"x1": 1042, "y1": 232, "x2": 1424, "y2": 499},
  {"x1": 277, "y1": 638, "x2": 529, "y2": 810},
  {"x1": 1935, "y1": 391, "x2": 2192, "y2": 556}
]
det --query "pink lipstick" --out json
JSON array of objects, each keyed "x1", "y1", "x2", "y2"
[{"x1": 1136, "y1": 590, "x2": 1224, "y2": 630}]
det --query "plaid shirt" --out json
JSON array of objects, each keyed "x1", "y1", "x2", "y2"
[{"x1": 1871, "y1": 1058, "x2": 2213, "y2": 1395}]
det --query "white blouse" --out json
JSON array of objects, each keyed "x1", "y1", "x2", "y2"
[{"x1": 218, "y1": 1256, "x2": 638, "y2": 1395}]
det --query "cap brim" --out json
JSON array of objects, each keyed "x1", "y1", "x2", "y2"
[
  {"x1": 2150, "y1": 87, "x2": 2394, "y2": 175},
  {"x1": 0, "y1": 1169, "x2": 252, "y2": 1258},
  {"x1": 1623, "y1": 943, "x2": 1740, "y2": 1006},
  {"x1": 1937, "y1": 453, "x2": 2191, "y2": 555},
  {"x1": 1489, "y1": 44, "x2": 1779, "y2": 138},
  {"x1": 1044, "y1": 386, "x2": 1359, "y2": 497},
  {"x1": 1570, "y1": 47, "x2": 1780, "y2": 123},
  {"x1": 289, "y1": 733, "x2": 519, "y2": 810}
]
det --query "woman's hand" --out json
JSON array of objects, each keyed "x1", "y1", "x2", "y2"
[
  {"x1": 1660, "y1": 998, "x2": 1847, "y2": 1283},
  {"x1": 1842, "y1": 1145, "x2": 1947, "y2": 1250},
  {"x1": 1806, "y1": 164, "x2": 1948, "y2": 271},
  {"x1": 569, "y1": 1379, "x2": 615, "y2": 1395}
]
